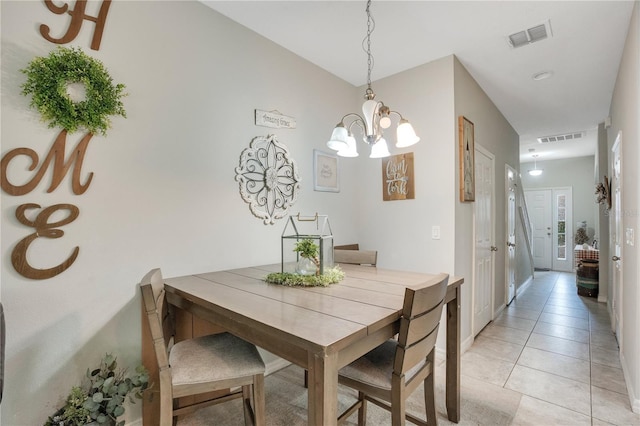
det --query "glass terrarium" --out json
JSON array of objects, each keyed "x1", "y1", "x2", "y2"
[{"x1": 281, "y1": 214, "x2": 334, "y2": 275}]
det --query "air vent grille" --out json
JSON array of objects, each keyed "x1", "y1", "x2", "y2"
[
  {"x1": 537, "y1": 132, "x2": 584, "y2": 143},
  {"x1": 508, "y1": 20, "x2": 552, "y2": 48}
]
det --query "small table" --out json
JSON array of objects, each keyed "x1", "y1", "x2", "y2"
[{"x1": 161, "y1": 263, "x2": 464, "y2": 425}]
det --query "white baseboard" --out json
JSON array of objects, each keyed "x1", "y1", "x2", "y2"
[
  {"x1": 620, "y1": 351, "x2": 640, "y2": 414},
  {"x1": 461, "y1": 334, "x2": 474, "y2": 354},
  {"x1": 127, "y1": 419, "x2": 142, "y2": 426},
  {"x1": 516, "y1": 275, "x2": 534, "y2": 298},
  {"x1": 494, "y1": 303, "x2": 506, "y2": 318}
]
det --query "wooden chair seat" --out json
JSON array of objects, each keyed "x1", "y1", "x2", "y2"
[
  {"x1": 140, "y1": 268, "x2": 266, "y2": 425},
  {"x1": 337, "y1": 273, "x2": 449, "y2": 426}
]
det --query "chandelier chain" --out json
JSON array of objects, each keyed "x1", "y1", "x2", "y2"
[{"x1": 364, "y1": 0, "x2": 375, "y2": 91}]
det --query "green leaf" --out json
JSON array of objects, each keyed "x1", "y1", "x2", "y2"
[{"x1": 92, "y1": 392, "x2": 104, "y2": 403}]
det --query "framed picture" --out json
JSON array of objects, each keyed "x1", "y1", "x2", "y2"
[
  {"x1": 313, "y1": 149, "x2": 339, "y2": 192},
  {"x1": 382, "y1": 153, "x2": 415, "y2": 201},
  {"x1": 458, "y1": 116, "x2": 475, "y2": 202}
]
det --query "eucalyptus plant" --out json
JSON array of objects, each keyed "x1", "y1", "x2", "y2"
[{"x1": 45, "y1": 353, "x2": 149, "y2": 426}]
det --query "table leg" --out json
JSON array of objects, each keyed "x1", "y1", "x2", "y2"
[
  {"x1": 446, "y1": 286, "x2": 461, "y2": 422},
  {"x1": 307, "y1": 351, "x2": 338, "y2": 426}
]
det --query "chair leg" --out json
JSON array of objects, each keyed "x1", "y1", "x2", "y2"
[
  {"x1": 424, "y1": 370, "x2": 438, "y2": 426},
  {"x1": 253, "y1": 374, "x2": 266, "y2": 426},
  {"x1": 358, "y1": 391, "x2": 367, "y2": 426},
  {"x1": 391, "y1": 397, "x2": 406, "y2": 426},
  {"x1": 425, "y1": 352, "x2": 437, "y2": 426},
  {"x1": 159, "y1": 391, "x2": 173, "y2": 426},
  {"x1": 242, "y1": 385, "x2": 253, "y2": 426}
]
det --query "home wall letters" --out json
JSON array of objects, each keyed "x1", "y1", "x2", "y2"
[{"x1": 1, "y1": 0, "x2": 115, "y2": 279}]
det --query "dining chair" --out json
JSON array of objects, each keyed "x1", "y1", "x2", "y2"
[
  {"x1": 337, "y1": 273, "x2": 449, "y2": 426},
  {"x1": 140, "y1": 268, "x2": 266, "y2": 426},
  {"x1": 334, "y1": 249, "x2": 378, "y2": 266},
  {"x1": 334, "y1": 243, "x2": 360, "y2": 250}
]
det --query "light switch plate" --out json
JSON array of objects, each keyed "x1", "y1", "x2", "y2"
[
  {"x1": 626, "y1": 228, "x2": 634, "y2": 246},
  {"x1": 432, "y1": 226, "x2": 441, "y2": 240}
]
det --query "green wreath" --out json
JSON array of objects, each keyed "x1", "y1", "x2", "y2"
[{"x1": 21, "y1": 46, "x2": 126, "y2": 136}]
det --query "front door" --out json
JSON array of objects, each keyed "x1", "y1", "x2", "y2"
[
  {"x1": 473, "y1": 146, "x2": 494, "y2": 335},
  {"x1": 526, "y1": 189, "x2": 553, "y2": 270}
]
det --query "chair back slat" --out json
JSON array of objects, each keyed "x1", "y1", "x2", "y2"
[
  {"x1": 334, "y1": 243, "x2": 360, "y2": 250},
  {"x1": 334, "y1": 249, "x2": 377, "y2": 266},
  {"x1": 401, "y1": 273, "x2": 449, "y2": 319},
  {"x1": 394, "y1": 273, "x2": 449, "y2": 375},
  {"x1": 140, "y1": 269, "x2": 172, "y2": 370},
  {"x1": 394, "y1": 324, "x2": 440, "y2": 374},
  {"x1": 399, "y1": 299, "x2": 445, "y2": 347}
]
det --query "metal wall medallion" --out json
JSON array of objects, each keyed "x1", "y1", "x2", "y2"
[{"x1": 235, "y1": 135, "x2": 300, "y2": 225}]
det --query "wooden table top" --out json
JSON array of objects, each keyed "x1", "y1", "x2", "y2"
[{"x1": 164, "y1": 263, "x2": 463, "y2": 357}]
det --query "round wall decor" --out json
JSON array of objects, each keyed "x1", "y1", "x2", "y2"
[
  {"x1": 20, "y1": 46, "x2": 126, "y2": 135},
  {"x1": 235, "y1": 135, "x2": 300, "y2": 225}
]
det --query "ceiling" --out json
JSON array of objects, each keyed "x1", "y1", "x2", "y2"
[{"x1": 201, "y1": 1, "x2": 634, "y2": 164}]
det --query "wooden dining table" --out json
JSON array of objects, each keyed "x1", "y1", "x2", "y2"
[{"x1": 162, "y1": 263, "x2": 464, "y2": 425}]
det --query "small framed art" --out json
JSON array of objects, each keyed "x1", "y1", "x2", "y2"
[{"x1": 313, "y1": 150, "x2": 339, "y2": 192}]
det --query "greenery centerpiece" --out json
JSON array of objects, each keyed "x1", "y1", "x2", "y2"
[
  {"x1": 266, "y1": 238, "x2": 344, "y2": 287},
  {"x1": 45, "y1": 353, "x2": 149, "y2": 426}
]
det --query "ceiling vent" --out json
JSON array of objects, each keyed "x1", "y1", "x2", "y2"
[
  {"x1": 537, "y1": 132, "x2": 585, "y2": 143},
  {"x1": 508, "y1": 20, "x2": 553, "y2": 48}
]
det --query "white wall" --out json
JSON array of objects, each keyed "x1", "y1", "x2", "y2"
[
  {"x1": 596, "y1": 122, "x2": 611, "y2": 303},
  {"x1": 453, "y1": 57, "x2": 520, "y2": 321},
  {"x1": 1, "y1": 2, "x2": 363, "y2": 424},
  {"x1": 352, "y1": 56, "x2": 456, "y2": 275},
  {"x1": 608, "y1": 0, "x2": 640, "y2": 413}
]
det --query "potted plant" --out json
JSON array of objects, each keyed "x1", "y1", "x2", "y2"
[
  {"x1": 45, "y1": 353, "x2": 149, "y2": 426},
  {"x1": 294, "y1": 238, "x2": 320, "y2": 276}
]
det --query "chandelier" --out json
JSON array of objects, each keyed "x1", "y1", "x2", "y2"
[{"x1": 326, "y1": 0, "x2": 420, "y2": 158}]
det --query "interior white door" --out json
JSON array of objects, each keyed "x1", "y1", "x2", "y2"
[
  {"x1": 506, "y1": 166, "x2": 517, "y2": 304},
  {"x1": 473, "y1": 147, "x2": 494, "y2": 336},
  {"x1": 525, "y1": 189, "x2": 553, "y2": 270},
  {"x1": 611, "y1": 132, "x2": 623, "y2": 346}
]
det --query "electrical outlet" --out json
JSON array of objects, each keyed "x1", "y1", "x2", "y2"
[{"x1": 432, "y1": 226, "x2": 441, "y2": 240}]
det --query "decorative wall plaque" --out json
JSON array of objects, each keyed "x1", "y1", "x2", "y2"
[
  {"x1": 235, "y1": 135, "x2": 300, "y2": 225},
  {"x1": 255, "y1": 109, "x2": 296, "y2": 129},
  {"x1": 382, "y1": 152, "x2": 415, "y2": 201}
]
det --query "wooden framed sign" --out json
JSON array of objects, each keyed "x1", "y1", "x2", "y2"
[
  {"x1": 382, "y1": 153, "x2": 414, "y2": 201},
  {"x1": 459, "y1": 116, "x2": 475, "y2": 202}
]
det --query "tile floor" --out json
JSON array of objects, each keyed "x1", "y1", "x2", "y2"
[
  {"x1": 180, "y1": 270, "x2": 640, "y2": 425},
  {"x1": 453, "y1": 270, "x2": 640, "y2": 426}
]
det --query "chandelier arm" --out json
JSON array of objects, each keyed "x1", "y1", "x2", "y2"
[
  {"x1": 388, "y1": 110, "x2": 404, "y2": 121},
  {"x1": 346, "y1": 117, "x2": 365, "y2": 135},
  {"x1": 340, "y1": 112, "x2": 364, "y2": 124}
]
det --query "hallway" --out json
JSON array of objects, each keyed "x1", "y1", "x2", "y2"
[{"x1": 456, "y1": 270, "x2": 640, "y2": 425}]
